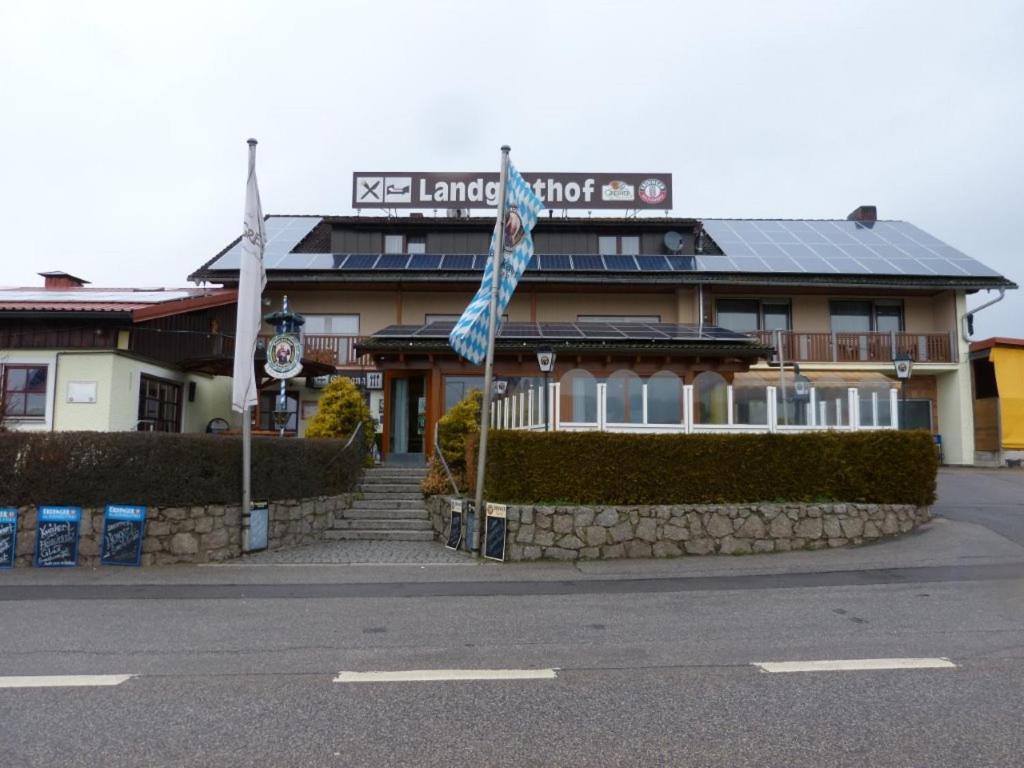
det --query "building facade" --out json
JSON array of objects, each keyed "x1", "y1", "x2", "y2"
[{"x1": 189, "y1": 207, "x2": 1016, "y2": 465}]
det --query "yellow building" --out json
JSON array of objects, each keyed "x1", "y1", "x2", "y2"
[{"x1": 971, "y1": 338, "x2": 1024, "y2": 466}]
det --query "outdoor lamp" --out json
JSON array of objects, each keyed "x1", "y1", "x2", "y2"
[
  {"x1": 892, "y1": 352, "x2": 914, "y2": 430},
  {"x1": 536, "y1": 345, "x2": 557, "y2": 432},
  {"x1": 536, "y1": 345, "x2": 556, "y2": 373},
  {"x1": 272, "y1": 393, "x2": 290, "y2": 433},
  {"x1": 892, "y1": 352, "x2": 913, "y2": 380}
]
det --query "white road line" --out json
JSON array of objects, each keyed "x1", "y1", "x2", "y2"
[
  {"x1": 752, "y1": 658, "x2": 957, "y2": 674},
  {"x1": 334, "y1": 668, "x2": 558, "y2": 683},
  {"x1": 0, "y1": 674, "x2": 134, "y2": 689}
]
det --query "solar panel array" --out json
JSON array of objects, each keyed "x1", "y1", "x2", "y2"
[
  {"x1": 699, "y1": 219, "x2": 1002, "y2": 279},
  {"x1": 204, "y1": 216, "x2": 1003, "y2": 281},
  {"x1": 372, "y1": 321, "x2": 754, "y2": 343}
]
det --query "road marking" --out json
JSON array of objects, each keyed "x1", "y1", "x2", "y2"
[
  {"x1": 334, "y1": 668, "x2": 558, "y2": 683},
  {"x1": 752, "y1": 658, "x2": 957, "y2": 674},
  {"x1": 0, "y1": 674, "x2": 134, "y2": 689}
]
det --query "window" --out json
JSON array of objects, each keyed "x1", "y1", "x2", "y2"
[
  {"x1": 829, "y1": 300, "x2": 903, "y2": 332},
  {"x1": 577, "y1": 315, "x2": 662, "y2": 323},
  {"x1": 302, "y1": 314, "x2": 359, "y2": 335},
  {"x1": 899, "y1": 400, "x2": 933, "y2": 431},
  {"x1": 2, "y1": 365, "x2": 47, "y2": 418},
  {"x1": 384, "y1": 235, "x2": 426, "y2": 254},
  {"x1": 138, "y1": 375, "x2": 182, "y2": 432},
  {"x1": 384, "y1": 234, "x2": 404, "y2": 254},
  {"x1": 426, "y1": 313, "x2": 507, "y2": 324},
  {"x1": 257, "y1": 390, "x2": 298, "y2": 433},
  {"x1": 598, "y1": 235, "x2": 640, "y2": 255},
  {"x1": 444, "y1": 376, "x2": 484, "y2": 412},
  {"x1": 715, "y1": 299, "x2": 791, "y2": 333}
]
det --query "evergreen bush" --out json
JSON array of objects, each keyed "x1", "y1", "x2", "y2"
[
  {"x1": 305, "y1": 377, "x2": 375, "y2": 459},
  {"x1": 484, "y1": 430, "x2": 937, "y2": 506}
]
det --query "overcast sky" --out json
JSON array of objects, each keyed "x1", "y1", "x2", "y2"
[{"x1": 1, "y1": 0, "x2": 1020, "y2": 336}]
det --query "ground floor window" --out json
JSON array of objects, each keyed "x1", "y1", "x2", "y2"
[
  {"x1": 138, "y1": 375, "x2": 182, "y2": 432},
  {"x1": 898, "y1": 399, "x2": 933, "y2": 431},
  {"x1": 444, "y1": 375, "x2": 484, "y2": 412},
  {"x1": 257, "y1": 389, "x2": 299, "y2": 433},
  {"x1": 2, "y1": 364, "x2": 48, "y2": 419}
]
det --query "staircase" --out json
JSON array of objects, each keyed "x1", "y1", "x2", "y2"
[{"x1": 326, "y1": 465, "x2": 432, "y2": 542}]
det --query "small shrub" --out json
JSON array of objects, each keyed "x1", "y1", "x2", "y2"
[
  {"x1": 422, "y1": 389, "x2": 482, "y2": 495},
  {"x1": 305, "y1": 377, "x2": 375, "y2": 459}
]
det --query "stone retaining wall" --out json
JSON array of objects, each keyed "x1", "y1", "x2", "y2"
[
  {"x1": 427, "y1": 497, "x2": 930, "y2": 560},
  {"x1": 10, "y1": 495, "x2": 353, "y2": 568}
]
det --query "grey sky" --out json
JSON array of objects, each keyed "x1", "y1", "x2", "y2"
[{"x1": 1, "y1": 0, "x2": 1020, "y2": 336}]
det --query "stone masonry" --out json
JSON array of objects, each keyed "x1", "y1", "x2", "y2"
[
  {"x1": 427, "y1": 497, "x2": 930, "y2": 561},
  {"x1": 11, "y1": 494, "x2": 353, "y2": 568}
]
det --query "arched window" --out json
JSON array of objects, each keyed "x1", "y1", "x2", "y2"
[
  {"x1": 606, "y1": 370, "x2": 643, "y2": 424},
  {"x1": 693, "y1": 371, "x2": 728, "y2": 425},
  {"x1": 646, "y1": 371, "x2": 683, "y2": 424},
  {"x1": 559, "y1": 369, "x2": 597, "y2": 424}
]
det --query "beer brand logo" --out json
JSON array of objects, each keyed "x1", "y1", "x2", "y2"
[
  {"x1": 264, "y1": 333, "x2": 303, "y2": 379},
  {"x1": 601, "y1": 180, "x2": 635, "y2": 202},
  {"x1": 503, "y1": 207, "x2": 524, "y2": 251},
  {"x1": 638, "y1": 178, "x2": 667, "y2": 204}
]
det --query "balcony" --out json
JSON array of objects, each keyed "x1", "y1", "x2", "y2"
[
  {"x1": 751, "y1": 330, "x2": 957, "y2": 364},
  {"x1": 259, "y1": 334, "x2": 373, "y2": 368}
]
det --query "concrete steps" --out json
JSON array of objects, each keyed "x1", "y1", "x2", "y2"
[
  {"x1": 327, "y1": 465, "x2": 431, "y2": 543},
  {"x1": 324, "y1": 529, "x2": 434, "y2": 542}
]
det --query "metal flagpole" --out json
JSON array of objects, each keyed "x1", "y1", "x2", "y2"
[{"x1": 472, "y1": 145, "x2": 511, "y2": 555}]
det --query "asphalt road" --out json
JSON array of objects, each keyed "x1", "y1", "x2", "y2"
[
  {"x1": 0, "y1": 468, "x2": 1021, "y2": 767},
  {"x1": 935, "y1": 467, "x2": 1024, "y2": 545}
]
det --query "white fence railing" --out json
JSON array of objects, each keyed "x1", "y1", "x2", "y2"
[{"x1": 492, "y1": 382, "x2": 902, "y2": 434}]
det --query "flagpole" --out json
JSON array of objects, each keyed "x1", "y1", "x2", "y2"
[
  {"x1": 472, "y1": 145, "x2": 510, "y2": 555},
  {"x1": 239, "y1": 137, "x2": 261, "y2": 533}
]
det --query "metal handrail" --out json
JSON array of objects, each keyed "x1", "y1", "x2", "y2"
[{"x1": 433, "y1": 428, "x2": 462, "y2": 497}]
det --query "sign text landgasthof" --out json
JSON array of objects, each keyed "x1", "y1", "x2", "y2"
[{"x1": 352, "y1": 172, "x2": 672, "y2": 210}]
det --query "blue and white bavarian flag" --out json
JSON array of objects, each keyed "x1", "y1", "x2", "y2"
[{"x1": 449, "y1": 163, "x2": 544, "y2": 364}]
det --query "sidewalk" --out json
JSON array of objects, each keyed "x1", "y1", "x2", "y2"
[{"x1": 1, "y1": 515, "x2": 1022, "y2": 588}]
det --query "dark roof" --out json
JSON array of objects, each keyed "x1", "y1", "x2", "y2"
[
  {"x1": 189, "y1": 215, "x2": 1016, "y2": 292},
  {"x1": 0, "y1": 287, "x2": 236, "y2": 320},
  {"x1": 357, "y1": 321, "x2": 771, "y2": 358}
]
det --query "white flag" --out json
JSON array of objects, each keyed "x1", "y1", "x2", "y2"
[{"x1": 231, "y1": 140, "x2": 267, "y2": 413}]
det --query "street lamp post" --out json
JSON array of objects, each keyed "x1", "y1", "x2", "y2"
[
  {"x1": 892, "y1": 352, "x2": 914, "y2": 429},
  {"x1": 536, "y1": 345, "x2": 556, "y2": 432}
]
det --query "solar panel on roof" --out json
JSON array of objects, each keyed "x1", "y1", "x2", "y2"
[
  {"x1": 636, "y1": 256, "x2": 669, "y2": 271},
  {"x1": 667, "y1": 255, "x2": 696, "y2": 271},
  {"x1": 441, "y1": 254, "x2": 474, "y2": 270},
  {"x1": 340, "y1": 254, "x2": 378, "y2": 269},
  {"x1": 603, "y1": 255, "x2": 638, "y2": 271},
  {"x1": 700, "y1": 219, "x2": 1003, "y2": 280},
  {"x1": 374, "y1": 254, "x2": 411, "y2": 269},
  {"x1": 572, "y1": 255, "x2": 604, "y2": 270},
  {"x1": 408, "y1": 253, "x2": 442, "y2": 270},
  {"x1": 540, "y1": 254, "x2": 571, "y2": 270}
]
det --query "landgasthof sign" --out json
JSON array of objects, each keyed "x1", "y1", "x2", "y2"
[{"x1": 352, "y1": 172, "x2": 673, "y2": 210}]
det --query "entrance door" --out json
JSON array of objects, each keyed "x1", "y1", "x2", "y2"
[{"x1": 389, "y1": 374, "x2": 426, "y2": 461}]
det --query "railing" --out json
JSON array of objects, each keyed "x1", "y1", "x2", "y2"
[
  {"x1": 258, "y1": 334, "x2": 373, "y2": 368},
  {"x1": 492, "y1": 381, "x2": 902, "y2": 435},
  {"x1": 752, "y1": 330, "x2": 956, "y2": 364}
]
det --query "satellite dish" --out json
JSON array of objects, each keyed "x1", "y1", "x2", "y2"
[{"x1": 663, "y1": 230, "x2": 685, "y2": 253}]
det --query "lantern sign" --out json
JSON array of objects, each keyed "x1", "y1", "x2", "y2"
[
  {"x1": 263, "y1": 304, "x2": 306, "y2": 380},
  {"x1": 265, "y1": 333, "x2": 303, "y2": 379}
]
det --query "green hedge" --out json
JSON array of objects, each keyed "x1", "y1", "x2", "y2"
[
  {"x1": 0, "y1": 431, "x2": 364, "y2": 507},
  {"x1": 485, "y1": 431, "x2": 937, "y2": 506}
]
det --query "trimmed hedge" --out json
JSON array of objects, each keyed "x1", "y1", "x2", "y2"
[
  {"x1": 485, "y1": 431, "x2": 937, "y2": 506},
  {"x1": 0, "y1": 431, "x2": 364, "y2": 507}
]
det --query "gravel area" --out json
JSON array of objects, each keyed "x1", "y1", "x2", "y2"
[{"x1": 239, "y1": 539, "x2": 474, "y2": 565}]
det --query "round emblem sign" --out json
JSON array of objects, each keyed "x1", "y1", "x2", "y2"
[
  {"x1": 638, "y1": 178, "x2": 667, "y2": 205},
  {"x1": 264, "y1": 333, "x2": 303, "y2": 379},
  {"x1": 503, "y1": 207, "x2": 525, "y2": 252}
]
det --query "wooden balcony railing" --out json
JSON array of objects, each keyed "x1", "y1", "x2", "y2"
[
  {"x1": 752, "y1": 330, "x2": 957, "y2": 364},
  {"x1": 258, "y1": 334, "x2": 373, "y2": 368}
]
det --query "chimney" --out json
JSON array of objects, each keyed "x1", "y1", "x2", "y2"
[
  {"x1": 847, "y1": 205, "x2": 877, "y2": 222},
  {"x1": 39, "y1": 271, "x2": 90, "y2": 289}
]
